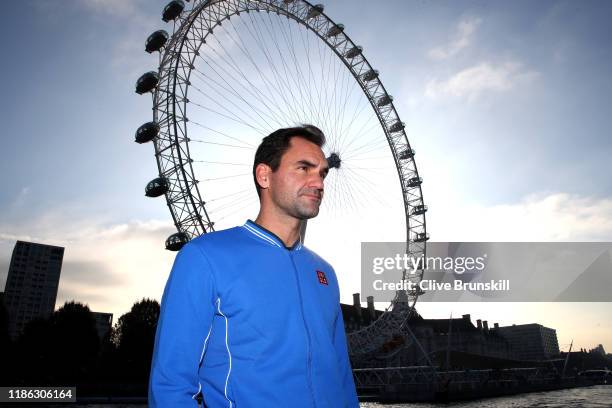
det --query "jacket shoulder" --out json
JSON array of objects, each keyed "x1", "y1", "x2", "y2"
[
  {"x1": 187, "y1": 225, "x2": 245, "y2": 250},
  {"x1": 302, "y1": 245, "x2": 334, "y2": 271}
]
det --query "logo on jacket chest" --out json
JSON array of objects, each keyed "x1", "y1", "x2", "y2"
[{"x1": 316, "y1": 270, "x2": 328, "y2": 285}]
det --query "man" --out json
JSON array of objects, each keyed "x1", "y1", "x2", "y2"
[{"x1": 149, "y1": 125, "x2": 359, "y2": 407}]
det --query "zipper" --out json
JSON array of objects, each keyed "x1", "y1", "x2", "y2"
[{"x1": 288, "y1": 252, "x2": 317, "y2": 408}]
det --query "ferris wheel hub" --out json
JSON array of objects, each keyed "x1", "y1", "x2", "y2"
[{"x1": 326, "y1": 152, "x2": 341, "y2": 169}]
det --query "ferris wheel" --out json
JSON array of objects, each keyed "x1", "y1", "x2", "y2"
[{"x1": 135, "y1": 0, "x2": 428, "y2": 358}]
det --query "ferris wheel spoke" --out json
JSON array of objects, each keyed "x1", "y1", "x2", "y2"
[
  {"x1": 210, "y1": 19, "x2": 297, "y2": 126},
  {"x1": 298, "y1": 17, "x2": 327, "y2": 131},
  {"x1": 188, "y1": 120, "x2": 255, "y2": 147},
  {"x1": 206, "y1": 187, "x2": 253, "y2": 203},
  {"x1": 192, "y1": 160, "x2": 251, "y2": 166},
  {"x1": 191, "y1": 64, "x2": 276, "y2": 132},
  {"x1": 342, "y1": 166, "x2": 392, "y2": 210},
  {"x1": 320, "y1": 35, "x2": 339, "y2": 135},
  {"x1": 271, "y1": 16, "x2": 321, "y2": 125},
  {"x1": 329, "y1": 50, "x2": 347, "y2": 146},
  {"x1": 241, "y1": 11, "x2": 308, "y2": 124},
  {"x1": 208, "y1": 191, "x2": 256, "y2": 214},
  {"x1": 333, "y1": 78, "x2": 365, "y2": 151},
  {"x1": 261, "y1": 12, "x2": 314, "y2": 124},
  {"x1": 344, "y1": 141, "x2": 390, "y2": 164},
  {"x1": 335, "y1": 98, "x2": 372, "y2": 151},
  {"x1": 344, "y1": 155, "x2": 391, "y2": 162},
  {"x1": 201, "y1": 173, "x2": 251, "y2": 181},
  {"x1": 188, "y1": 93, "x2": 267, "y2": 135},
  {"x1": 337, "y1": 54, "x2": 357, "y2": 135},
  {"x1": 205, "y1": 29, "x2": 292, "y2": 127},
  {"x1": 331, "y1": 171, "x2": 358, "y2": 214},
  {"x1": 293, "y1": 18, "x2": 328, "y2": 130},
  {"x1": 225, "y1": 17, "x2": 303, "y2": 124},
  {"x1": 188, "y1": 138, "x2": 254, "y2": 150},
  {"x1": 340, "y1": 119, "x2": 387, "y2": 157},
  {"x1": 331, "y1": 169, "x2": 361, "y2": 213},
  {"x1": 273, "y1": 13, "x2": 321, "y2": 125},
  {"x1": 212, "y1": 196, "x2": 260, "y2": 221},
  {"x1": 195, "y1": 48, "x2": 287, "y2": 129}
]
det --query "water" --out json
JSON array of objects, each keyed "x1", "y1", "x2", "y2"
[
  {"x1": 360, "y1": 385, "x2": 612, "y2": 408},
  {"x1": 53, "y1": 386, "x2": 612, "y2": 407}
]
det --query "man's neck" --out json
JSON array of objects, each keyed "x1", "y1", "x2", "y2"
[{"x1": 254, "y1": 212, "x2": 302, "y2": 247}]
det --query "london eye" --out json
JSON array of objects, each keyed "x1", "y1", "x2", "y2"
[{"x1": 135, "y1": 0, "x2": 428, "y2": 360}]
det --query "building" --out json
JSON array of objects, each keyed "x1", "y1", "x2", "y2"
[
  {"x1": 92, "y1": 311, "x2": 113, "y2": 341},
  {"x1": 589, "y1": 344, "x2": 606, "y2": 357},
  {"x1": 341, "y1": 293, "x2": 384, "y2": 332},
  {"x1": 3, "y1": 241, "x2": 64, "y2": 338},
  {"x1": 492, "y1": 323, "x2": 559, "y2": 361},
  {"x1": 409, "y1": 314, "x2": 514, "y2": 362},
  {"x1": 342, "y1": 295, "x2": 514, "y2": 368}
]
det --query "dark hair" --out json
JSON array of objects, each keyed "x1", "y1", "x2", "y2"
[{"x1": 253, "y1": 125, "x2": 326, "y2": 196}]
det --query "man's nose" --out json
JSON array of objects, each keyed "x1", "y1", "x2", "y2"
[{"x1": 308, "y1": 171, "x2": 324, "y2": 190}]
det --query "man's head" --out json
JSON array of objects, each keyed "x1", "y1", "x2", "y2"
[{"x1": 253, "y1": 125, "x2": 329, "y2": 220}]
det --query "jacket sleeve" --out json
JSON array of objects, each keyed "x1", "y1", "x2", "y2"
[
  {"x1": 333, "y1": 304, "x2": 360, "y2": 407},
  {"x1": 149, "y1": 242, "x2": 216, "y2": 407}
]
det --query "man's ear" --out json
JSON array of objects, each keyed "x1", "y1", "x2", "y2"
[{"x1": 255, "y1": 163, "x2": 272, "y2": 190}]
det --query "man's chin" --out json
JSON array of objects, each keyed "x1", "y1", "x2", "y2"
[{"x1": 295, "y1": 206, "x2": 320, "y2": 220}]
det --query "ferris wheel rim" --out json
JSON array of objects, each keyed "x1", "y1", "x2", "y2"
[{"x1": 149, "y1": 0, "x2": 427, "y2": 307}]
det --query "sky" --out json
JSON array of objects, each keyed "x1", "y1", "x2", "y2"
[{"x1": 1, "y1": 0, "x2": 611, "y2": 352}]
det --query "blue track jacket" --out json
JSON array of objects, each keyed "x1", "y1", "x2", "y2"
[{"x1": 149, "y1": 220, "x2": 359, "y2": 407}]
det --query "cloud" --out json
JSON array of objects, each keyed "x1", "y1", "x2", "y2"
[
  {"x1": 80, "y1": 0, "x2": 141, "y2": 18},
  {"x1": 428, "y1": 192, "x2": 612, "y2": 242},
  {"x1": 0, "y1": 208, "x2": 176, "y2": 321},
  {"x1": 424, "y1": 61, "x2": 539, "y2": 100},
  {"x1": 428, "y1": 17, "x2": 481, "y2": 60},
  {"x1": 75, "y1": 0, "x2": 161, "y2": 78}
]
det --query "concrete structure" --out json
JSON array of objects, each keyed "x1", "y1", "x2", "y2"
[
  {"x1": 342, "y1": 295, "x2": 514, "y2": 367},
  {"x1": 406, "y1": 314, "x2": 514, "y2": 365},
  {"x1": 3, "y1": 241, "x2": 64, "y2": 338},
  {"x1": 492, "y1": 323, "x2": 559, "y2": 361},
  {"x1": 341, "y1": 293, "x2": 384, "y2": 331},
  {"x1": 92, "y1": 311, "x2": 113, "y2": 341}
]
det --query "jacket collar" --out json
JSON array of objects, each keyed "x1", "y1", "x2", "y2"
[{"x1": 242, "y1": 219, "x2": 303, "y2": 251}]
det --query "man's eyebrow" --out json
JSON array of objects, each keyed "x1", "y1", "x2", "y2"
[
  {"x1": 296, "y1": 160, "x2": 317, "y2": 167},
  {"x1": 296, "y1": 159, "x2": 329, "y2": 174}
]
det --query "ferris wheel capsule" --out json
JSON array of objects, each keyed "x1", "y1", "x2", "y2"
[
  {"x1": 135, "y1": 71, "x2": 159, "y2": 94},
  {"x1": 145, "y1": 30, "x2": 169, "y2": 53},
  {"x1": 377, "y1": 94, "x2": 394, "y2": 107},
  {"x1": 344, "y1": 45, "x2": 363, "y2": 59},
  {"x1": 135, "y1": 122, "x2": 159, "y2": 144},
  {"x1": 326, "y1": 23, "x2": 344, "y2": 37},
  {"x1": 389, "y1": 121, "x2": 405, "y2": 133},
  {"x1": 306, "y1": 4, "x2": 324, "y2": 19},
  {"x1": 162, "y1": 0, "x2": 185, "y2": 22},
  {"x1": 145, "y1": 177, "x2": 169, "y2": 197},
  {"x1": 361, "y1": 69, "x2": 379, "y2": 82},
  {"x1": 412, "y1": 204, "x2": 428, "y2": 215},
  {"x1": 165, "y1": 232, "x2": 190, "y2": 251}
]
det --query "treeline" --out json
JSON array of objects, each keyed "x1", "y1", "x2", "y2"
[{"x1": 0, "y1": 298, "x2": 160, "y2": 396}]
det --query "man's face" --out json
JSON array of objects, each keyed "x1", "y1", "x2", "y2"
[{"x1": 266, "y1": 136, "x2": 329, "y2": 220}]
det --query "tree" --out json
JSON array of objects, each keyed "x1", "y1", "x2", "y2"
[
  {"x1": 114, "y1": 298, "x2": 160, "y2": 382},
  {"x1": 49, "y1": 301, "x2": 100, "y2": 383},
  {"x1": 14, "y1": 301, "x2": 99, "y2": 386},
  {"x1": 15, "y1": 316, "x2": 55, "y2": 384}
]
